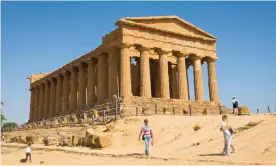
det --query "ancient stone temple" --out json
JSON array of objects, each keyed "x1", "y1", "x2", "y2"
[{"x1": 28, "y1": 16, "x2": 226, "y2": 122}]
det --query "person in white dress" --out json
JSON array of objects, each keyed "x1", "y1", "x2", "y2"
[{"x1": 220, "y1": 115, "x2": 232, "y2": 156}]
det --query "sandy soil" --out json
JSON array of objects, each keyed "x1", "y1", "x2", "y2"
[{"x1": 1, "y1": 114, "x2": 276, "y2": 165}]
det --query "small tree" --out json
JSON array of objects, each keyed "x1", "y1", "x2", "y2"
[{"x1": 1, "y1": 101, "x2": 6, "y2": 126}]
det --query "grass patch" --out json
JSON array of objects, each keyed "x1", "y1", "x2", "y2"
[
  {"x1": 193, "y1": 124, "x2": 201, "y2": 131},
  {"x1": 236, "y1": 121, "x2": 262, "y2": 132}
]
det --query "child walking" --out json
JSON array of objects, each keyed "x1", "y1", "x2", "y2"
[{"x1": 25, "y1": 143, "x2": 32, "y2": 163}]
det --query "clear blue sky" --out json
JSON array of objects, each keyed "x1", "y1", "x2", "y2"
[{"x1": 2, "y1": 2, "x2": 276, "y2": 124}]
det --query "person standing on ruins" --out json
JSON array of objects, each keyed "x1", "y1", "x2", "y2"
[
  {"x1": 232, "y1": 96, "x2": 239, "y2": 115},
  {"x1": 220, "y1": 115, "x2": 232, "y2": 156},
  {"x1": 138, "y1": 119, "x2": 154, "y2": 156}
]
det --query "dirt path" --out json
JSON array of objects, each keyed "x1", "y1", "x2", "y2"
[{"x1": 2, "y1": 114, "x2": 276, "y2": 165}]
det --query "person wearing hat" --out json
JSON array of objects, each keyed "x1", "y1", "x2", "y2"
[
  {"x1": 138, "y1": 119, "x2": 154, "y2": 156},
  {"x1": 232, "y1": 96, "x2": 239, "y2": 115}
]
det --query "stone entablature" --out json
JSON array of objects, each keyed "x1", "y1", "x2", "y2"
[{"x1": 28, "y1": 16, "x2": 221, "y2": 122}]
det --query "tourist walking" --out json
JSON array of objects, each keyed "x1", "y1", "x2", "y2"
[
  {"x1": 25, "y1": 143, "x2": 32, "y2": 163},
  {"x1": 220, "y1": 115, "x2": 232, "y2": 156},
  {"x1": 138, "y1": 119, "x2": 154, "y2": 156},
  {"x1": 232, "y1": 96, "x2": 239, "y2": 115}
]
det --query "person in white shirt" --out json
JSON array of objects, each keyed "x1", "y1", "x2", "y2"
[
  {"x1": 25, "y1": 143, "x2": 32, "y2": 163},
  {"x1": 138, "y1": 119, "x2": 154, "y2": 156}
]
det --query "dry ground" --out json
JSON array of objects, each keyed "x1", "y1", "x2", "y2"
[{"x1": 1, "y1": 114, "x2": 276, "y2": 165}]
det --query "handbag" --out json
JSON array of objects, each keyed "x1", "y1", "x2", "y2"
[
  {"x1": 142, "y1": 135, "x2": 145, "y2": 140},
  {"x1": 229, "y1": 127, "x2": 234, "y2": 135}
]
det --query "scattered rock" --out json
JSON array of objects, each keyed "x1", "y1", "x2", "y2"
[
  {"x1": 18, "y1": 136, "x2": 27, "y2": 144},
  {"x1": 43, "y1": 135, "x2": 58, "y2": 146},
  {"x1": 86, "y1": 128, "x2": 94, "y2": 136},
  {"x1": 105, "y1": 123, "x2": 115, "y2": 132},
  {"x1": 83, "y1": 135, "x2": 94, "y2": 147},
  {"x1": 72, "y1": 135, "x2": 84, "y2": 146},
  {"x1": 9, "y1": 137, "x2": 18, "y2": 143},
  {"x1": 93, "y1": 133, "x2": 113, "y2": 148},
  {"x1": 238, "y1": 106, "x2": 250, "y2": 115},
  {"x1": 26, "y1": 135, "x2": 43, "y2": 144}
]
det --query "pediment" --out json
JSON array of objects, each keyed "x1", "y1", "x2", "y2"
[{"x1": 118, "y1": 16, "x2": 215, "y2": 40}]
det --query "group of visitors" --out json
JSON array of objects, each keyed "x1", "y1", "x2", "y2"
[{"x1": 138, "y1": 96, "x2": 239, "y2": 156}]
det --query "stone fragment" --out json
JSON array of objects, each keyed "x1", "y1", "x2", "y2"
[
  {"x1": 43, "y1": 135, "x2": 58, "y2": 146},
  {"x1": 238, "y1": 106, "x2": 250, "y2": 115},
  {"x1": 18, "y1": 136, "x2": 27, "y2": 144},
  {"x1": 72, "y1": 135, "x2": 84, "y2": 146},
  {"x1": 93, "y1": 133, "x2": 113, "y2": 148}
]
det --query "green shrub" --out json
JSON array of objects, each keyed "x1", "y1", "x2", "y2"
[
  {"x1": 246, "y1": 121, "x2": 258, "y2": 127},
  {"x1": 236, "y1": 121, "x2": 262, "y2": 132},
  {"x1": 193, "y1": 124, "x2": 201, "y2": 131}
]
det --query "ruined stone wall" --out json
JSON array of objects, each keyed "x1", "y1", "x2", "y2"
[{"x1": 120, "y1": 96, "x2": 230, "y2": 116}]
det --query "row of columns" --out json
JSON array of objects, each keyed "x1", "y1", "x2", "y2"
[
  {"x1": 120, "y1": 44, "x2": 219, "y2": 102},
  {"x1": 29, "y1": 43, "x2": 219, "y2": 122}
]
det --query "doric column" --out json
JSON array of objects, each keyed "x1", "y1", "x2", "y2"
[
  {"x1": 157, "y1": 50, "x2": 170, "y2": 99},
  {"x1": 34, "y1": 86, "x2": 40, "y2": 121},
  {"x1": 97, "y1": 54, "x2": 108, "y2": 103},
  {"x1": 55, "y1": 75, "x2": 63, "y2": 115},
  {"x1": 70, "y1": 68, "x2": 77, "y2": 111},
  {"x1": 154, "y1": 61, "x2": 160, "y2": 97},
  {"x1": 43, "y1": 81, "x2": 50, "y2": 118},
  {"x1": 120, "y1": 44, "x2": 132, "y2": 99},
  {"x1": 87, "y1": 58, "x2": 97, "y2": 106},
  {"x1": 108, "y1": 48, "x2": 119, "y2": 100},
  {"x1": 29, "y1": 88, "x2": 35, "y2": 122},
  {"x1": 206, "y1": 57, "x2": 219, "y2": 102},
  {"x1": 177, "y1": 53, "x2": 189, "y2": 101},
  {"x1": 49, "y1": 79, "x2": 56, "y2": 117},
  {"x1": 38, "y1": 83, "x2": 45, "y2": 120},
  {"x1": 62, "y1": 71, "x2": 70, "y2": 112},
  {"x1": 186, "y1": 58, "x2": 191, "y2": 100},
  {"x1": 139, "y1": 47, "x2": 152, "y2": 98},
  {"x1": 78, "y1": 63, "x2": 86, "y2": 109},
  {"x1": 169, "y1": 63, "x2": 178, "y2": 99},
  {"x1": 191, "y1": 55, "x2": 204, "y2": 101}
]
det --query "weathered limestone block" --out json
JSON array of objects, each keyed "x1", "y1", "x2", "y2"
[
  {"x1": 93, "y1": 133, "x2": 114, "y2": 148},
  {"x1": 72, "y1": 135, "x2": 84, "y2": 146},
  {"x1": 86, "y1": 128, "x2": 95, "y2": 135},
  {"x1": 62, "y1": 117, "x2": 68, "y2": 124},
  {"x1": 59, "y1": 136, "x2": 72, "y2": 146},
  {"x1": 8, "y1": 136, "x2": 18, "y2": 143},
  {"x1": 105, "y1": 123, "x2": 115, "y2": 132},
  {"x1": 83, "y1": 113, "x2": 88, "y2": 122},
  {"x1": 43, "y1": 135, "x2": 58, "y2": 146},
  {"x1": 18, "y1": 136, "x2": 27, "y2": 144},
  {"x1": 54, "y1": 118, "x2": 59, "y2": 126},
  {"x1": 238, "y1": 106, "x2": 250, "y2": 115},
  {"x1": 71, "y1": 114, "x2": 78, "y2": 123},
  {"x1": 83, "y1": 135, "x2": 94, "y2": 147},
  {"x1": 26, "y1": 135, "x2": 43, "y2": 144}
]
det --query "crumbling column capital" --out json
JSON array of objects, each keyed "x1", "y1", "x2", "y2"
[
  {"x1": 189, "y1": 54, "x2": 203, "y2": 61},
  {"x1": 61, "y1": 70, "x2": 69, "y2": 76},
  {"x1": 87, "y1": 58, "x2": 97, "y2": 64},
  {"x1": 156, "y1": 48, "x2": 172, "y2": 56},
  {"x1": 120, "y1": 43, "x2": 132, "y2": 49},
  {"x1": 138, "y1": 46, "x2": 151, "y2": 52},
  {"x1": 55, "y1": 74, "x2": 62, "y2": 80},
  {"x1": 204, "y1": 56, "x2": 217, "y2": 63}
]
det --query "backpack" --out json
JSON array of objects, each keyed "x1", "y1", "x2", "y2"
[{"x1": 233, "y1": 101, "x2": 238, "y2": 107}]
